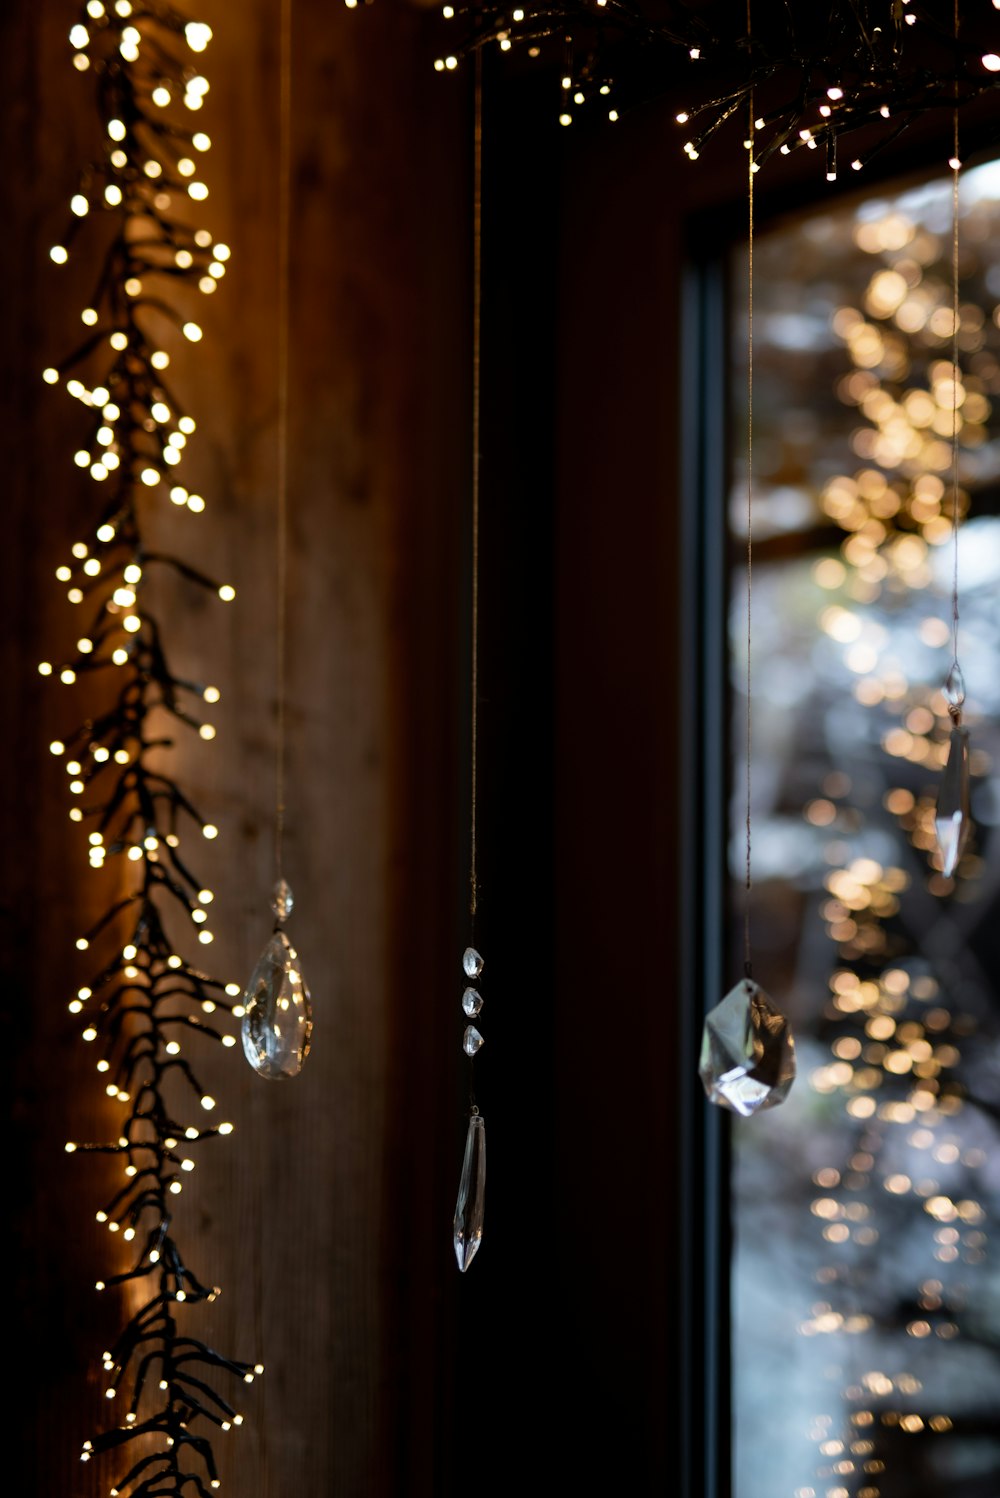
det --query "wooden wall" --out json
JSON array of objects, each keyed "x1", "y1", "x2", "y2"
[{"x1": 1, "y1": 2, "x2": 749, "y2": 1493}]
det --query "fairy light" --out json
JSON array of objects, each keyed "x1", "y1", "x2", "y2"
[
  {"x1": 39, "y1": 6, "x2": 258, "y2": 1492},
  {"x1": 399, "y1": 6, "x2": 1000, "y2": 174}
]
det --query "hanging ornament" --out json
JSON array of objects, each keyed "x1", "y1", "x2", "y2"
[
  {"x1": 935, "y1": 101, "x2": 973, "y2": 881},
  {"x1": 242, "y1": 879, "x2": 313, "y2": 1079},
  {"x1": 701, "y1": 37, "x2": 795, "y2": 1113},
  {"x1": 242, "y1": 0, "x2": 311, "y2": 1080},
  {"x1": 452, "y1": 56, "x2": 488, "y2": 1270},
  {"x1": 453, "y1": 1109, "x2": 486, "y2": 1272},
  {"x1": 700, "y1": 978, "x2": 795, "y2": 1117}
]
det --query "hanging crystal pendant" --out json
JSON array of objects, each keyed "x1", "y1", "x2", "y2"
[
  {"x1": 462, "y1": 986, "x2": 483, "y2": 1017},
  {"x1": 463, "y1": 946, "x2": 483, "y2": 978},
  {"x1": 463, "y1": 1024, "x2": 484, "y2": 1056},
  {"x1": 241, "y1": 881, "x2": 313, "y2": 1080},
  {"x1": 936, "y1": 725, "x2": 971, "y2": 877},
  {"x1": 700, "y1": 978, "x2": 795, "y2": 1117},
  {"x1": 453, "y1": 1112, "x2": 486, "y2": 1272}
]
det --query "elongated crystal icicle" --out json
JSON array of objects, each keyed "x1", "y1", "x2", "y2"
[
  {"x1": 453, "y1": 1114, "x2": 486, "y2": 1272},
  {"x1": 936, "y1": 725, "x2": 971, "y2": 878}
]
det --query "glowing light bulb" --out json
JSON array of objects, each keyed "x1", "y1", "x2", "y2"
[
  {"x1": 218, "y1": 584, "x2": 235, "y2": 601},
  {"x1": 107, "y1": 118, "x2": 126, "y2": 141},
  {"x1": 69, "y1": 23, "x2": 89, "y2": 45},
  {"x1": 109, "y1": 331, "x2": 127, "y2": 350},
  {"x1": 50, "y1": 245, "x2": 68, "y2": 264},
  {"x1": 96, "y1": 524, "x2": 115, "y2": 542},
  {"x1": 186, "y1": 21, "x2": 212, "y2": 49},
  {"x1": 219, "y1": 1121, "x2": 234, "y2": 1135},
  {"x1": 183, "y1": 322, "x2": 203, "y2": 342},
  {"x1": 140, "y1": 468, "x2": 159, "y2": 486},
  {"x1": 201, "y1": 1094, "x2": 216, "y2": 1110},
  {"x1": 151, "y1": 350, "x2": 169, "y2": 369},
  {"x1": 193, "y1": 132, "x2": 211, "y2": 150}
]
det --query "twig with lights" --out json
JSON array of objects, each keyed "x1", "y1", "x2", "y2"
[
  {"x1": 44, "y1": 4, "x2": 258, "y2": 1493},
  {"x1": 394, "y1": 1, "x2": 1000, "y2": 175}
]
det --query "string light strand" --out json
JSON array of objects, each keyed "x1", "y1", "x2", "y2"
[{"x1": 47, "y1": 8, "x2": 258, "y2": 1493}]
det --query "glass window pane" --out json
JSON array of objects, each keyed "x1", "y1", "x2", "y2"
[{"x1": 730, "y1": 163, "x2": 1000, "y2": 1498}]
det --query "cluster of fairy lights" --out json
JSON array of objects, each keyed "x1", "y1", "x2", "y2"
[
  {"x1": 769, "y1": 195, "x2": 998, "y2": 1497},
  {"x1": 343, "y1": 0, "x2": 1000, "y2": 169},
  {"x1": 44, "y1": 5, "x2": 258, "y2": 1493}
]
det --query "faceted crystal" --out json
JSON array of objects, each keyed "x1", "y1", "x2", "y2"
[
  {"x1": 463, "y1": 1025, "x2": 484, "y2": 1057},
  {"x1": 700, "y1": 979, "x2": 795, "y2": 1117},
  {"x1": 462, "y1": 986, "x2": 483, "y2": 1017},
  {"x1": 463, "y1": 946, "x2": 483, "y2": 978},
  {"x1": 270, "y1": 879, "x2": 294, "y2": 924},
  {"x1": 944, "y1": 661, "x2": 966, "y2": 712},
  {"x1": 453, "y1": 1113, "x2": 485, "y2": 1272},
  {"x1": 241, "y1": 931, "x2": 313, "y2": 1080},
  {"x1": 936, "y1": 725, "x2": 970, "y2": 877}
]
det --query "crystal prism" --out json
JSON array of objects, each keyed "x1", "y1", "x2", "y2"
[
  {"x1": 700, "y1": 979, "x2": 795, "y2": 1117},
  {"x1": 462, "y1": 986, "x2": 483, "y2": 1017},
  {"x1": 945, "y1": 661, "x2": 966, "y2": 712},
  {"x1": 463, "y1": 1025, "x2": 484, "y2": 1056},
  {"x1": 936, "y1": 725, "x2": 970, "y2": 877},
  {"x1": 270, "y1": 878, "x2": 294, "y2": 924},
  {"x1": 463, "y1": 946, "x2": 483, "y2": 978},
  {"x1": 453, "y1": 1113, "x2": 485, "y2": 1272},
  {"x1": 241, "y1": 931, "x2": 313, "y2": 1080}
]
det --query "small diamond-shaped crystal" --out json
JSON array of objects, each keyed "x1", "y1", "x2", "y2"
[
  {"x1": 936, "y1": 725, "x2": 970, "y2": 877},
  {"x1": 700, "y1": 979, "x2": 795, "y2": 1117},
  {"x1": 463, "y1": 947, "x2": 483, "y2": 978},
  {"x1": 462, "y1": 987, "x2": 483, "y2": 1017},
  {"x1": 270, "y1": 879, "x2": 294, "y2": 923},
  {"x1": 463, "y1": 1025, "x2": 484, "y2": 1056}
]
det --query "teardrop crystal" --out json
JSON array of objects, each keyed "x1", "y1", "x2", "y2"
[
  {"x1": 700, "y1": 979, "x2": 795, "y2": 1117},
  {"x1": 944, "y1": 661, "x2": 966, "y2": 711},
  {"x1": 462, "y1": 986, "x2": 483, "y2": 1017},
  {"x1": 463, "y1": 946, "x2": 483, "y2": 978},
  {"x1": 270, "y1": 878, "x2": 294, "y2": 923},
  {"x1": 453, "y1": 1114, "x2": 486, "y2": 1272},
  {"x1": 936, "y1": 725, "x2": 971, "y2": 877},
  {"x1": 463, "y1": 1025, "x2": 484, "y2": 1057},
  {"x1": 241, "y1": 931, "x2": 313, "y2": 1080}
]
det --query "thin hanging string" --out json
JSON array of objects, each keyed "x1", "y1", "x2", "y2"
[
  {"x1": 469, "y1": 50, "x2": 483, "y2": 927},
  {"x1": 275, "y1": 0, "x2": 293, "y2": 880},
  {"x1": 744, "y1": 37, "x2": 754, "y2": 980},
  {"x1": 948, "y1": 1, "x2": 963, "y2": 723},
  {"x1": 255, "y1": 3, "x2": 292, "y2": 1487}
]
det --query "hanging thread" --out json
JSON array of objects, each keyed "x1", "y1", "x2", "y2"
[
  {"x1": 275, "y1": 0, "x2": 293, "y2": 879},
  {"x1": 469, "y1": 49, "x2": 483, "y2": 924},
  {"x1": 744, "y1": 10, "x2": 754, "y2": 980},
  {"x1": 948, "y1": 1, "x2": 963, "y2": 723}
]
